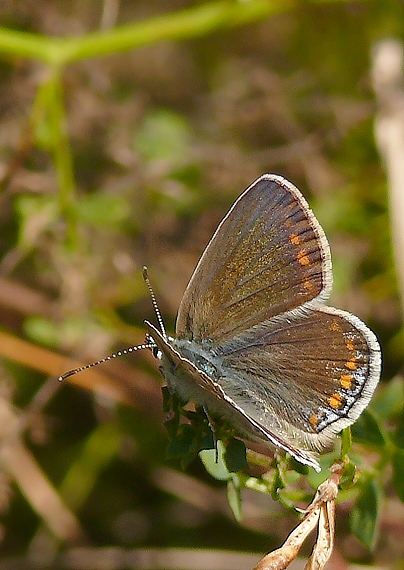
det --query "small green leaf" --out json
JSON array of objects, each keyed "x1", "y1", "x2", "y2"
[
  {"x1": 341, "y1": 427, "x2": 352, "y2": 456},
  {"x1": 351, "y1": 410, "x2": 386, "y2": 448},
  {"x1": 227, "y1": 477, "x2": 243, "y2": 521},
  {"x1": 289, "y1": 456, "x2": 309, "y2": 475},
  {"x1": 350, "y1": 478, "x2": 380, "y2": 549},
  {"x1": 199, "y1": 441, "x2": 230, "y2": 481},
  {"x1": 244, "y1": 475, "x2": 272, "y2": 495},
  {"x1": 392, "y1": 448, "x2": 404, "y2": 502},
  {"x1": 339, "y1": 461, "x2": 356, "y2": 490},
  {"x1": 224, "y1": 439, "x2": 248, "y2": 473},
  {"x1": 271, "y1": 461, "x2": 286, "y2": 500}
]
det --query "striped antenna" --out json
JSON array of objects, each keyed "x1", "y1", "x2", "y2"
[
  {"x1": 58, "y1": 343, "x2": 154, "y2": 382},
  {"x1": 142, "y1": 266, "x2": 167, "y2": 340}
]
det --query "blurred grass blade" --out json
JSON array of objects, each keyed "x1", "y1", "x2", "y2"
[{"x1": 61, "y1": 422, "x2": 121, "y2": 512}]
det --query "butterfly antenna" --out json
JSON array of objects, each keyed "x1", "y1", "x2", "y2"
[
  {"x1": 142, "y1": 266, "x2": 167, "y2": 340},
  {"x1": 58, "y1": 342, "x2": 153, "y2": 382}
]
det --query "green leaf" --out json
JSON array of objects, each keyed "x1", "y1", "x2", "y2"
[
  {"x1": 339, "y1": 461, "x2": 356, "y2": 490},
  {"x1": 351, "y1": 410, "x2": 386, "y2": 448},
  {"x1": 271, "y1": 461, "x2": 286, "y2": 500},
  {"x1": 392, "y1": 448, "x2": 404, "y2": 502},
  {"x1": 224, "y1": 439, "x2": 248, "y2": 473},
  {"x1": 244, "y1": 475, "x2": 272, "y2": 495},
  {"x1": 350, "y1": 478, "x2": 381, "y2": 549},
  {"x1": 199, "y1": 440, "x2": 231, "y2": 481},
  {"x1": 227, "y1": 477, "x2": 242, "y2": 522},
  {"x1": 341, "y1": 427, "x2": 352, "y2": 456}
]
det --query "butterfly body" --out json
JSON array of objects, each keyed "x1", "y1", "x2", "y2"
[
  {"x1": 145, "y1": 319, "x2": 321, "y2": 469},
  {"x1": 145, "y1": 174, "x2": 381, "y2": 472}
]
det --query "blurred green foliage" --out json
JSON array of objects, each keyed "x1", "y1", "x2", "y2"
[{"x1": 0, "y1": 1, "x2": 403, "y2": 568}]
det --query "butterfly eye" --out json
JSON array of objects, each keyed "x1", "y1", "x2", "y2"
[
  {"x1": 153, "y1": 347, "x2": 162, "y2": 359},
  {"x1": 145, "y1": 333, "x2": 162, "y2": 359}
]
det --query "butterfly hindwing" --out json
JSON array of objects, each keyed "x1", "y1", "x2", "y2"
[
  {"x1": 145, "y1": 321, "x2": 322, "y2": 470},
  {"x1": 145, "y1": 321, "x2": 320, "y2": 471},
  {"x1": 215, "y1": 306, "x2": 381, "y2": 455}
]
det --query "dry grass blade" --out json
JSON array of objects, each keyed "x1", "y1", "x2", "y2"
[
  {"x1": 0, "y1": 395, "x2": 86, "y2": 543},
  {"x1": 252, "y1": 470, "x2": 340, "y2": 570}
]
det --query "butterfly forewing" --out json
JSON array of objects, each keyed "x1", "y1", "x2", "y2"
[{"x1": 176, "y1": 175, "x2": 332, "y2": 344}]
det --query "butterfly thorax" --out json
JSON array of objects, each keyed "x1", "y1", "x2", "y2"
[
  {"x1": 173, "y1": 339, "x2": 220, "y2": 379},
  {"x1": 162, "y1": 338, "x2": 223, "y2": 403}
]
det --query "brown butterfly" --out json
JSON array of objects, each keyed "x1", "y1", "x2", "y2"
[{"x1": 61, "y1": 175, "x2": 381, "y2": 471}]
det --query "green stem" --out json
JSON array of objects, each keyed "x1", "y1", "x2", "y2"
[
  {"x1": 0, "y1": 0, "x2": 293, "y2": 65},
  {"x1": 44, "y1": 74, "x2": 78, "y2": 247}
]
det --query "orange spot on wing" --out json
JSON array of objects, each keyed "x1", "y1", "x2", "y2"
[
  {"x1": 345, "y1": 357, "x2": 357, "y2": 371},
  {"x1": 346, "y1": 339, "x2": 355, "y2": 351},
  {"x1": 297, "y1": 250, "x2": 310, "y2": 266},
  {"x1": 329, "y1": 393, "x2": 344, "y2": 409},
  {"x1": 290, "y1": 233, "x2": 301, "y2": 246},
  {"x1": 330, "y1": 321, "x2": 341, "y2": 332},
  {"x1": 309, "y1": 414, "x2": 319, "y2": 427},
  {"x1": 303, "y1": 279, "x2": 314, "y2": 290},
  {"x1": 340, "y1": 374, "x2": 353, "y2": 389}
]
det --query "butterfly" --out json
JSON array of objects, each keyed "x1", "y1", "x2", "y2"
[
  {"x1": 60, "y1": 174, "x2": 381, "y2": 472},
  {"x1": 143, "y1": 175, "x2": 381, "y2": 471}
]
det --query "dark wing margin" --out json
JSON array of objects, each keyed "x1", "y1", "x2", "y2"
[{"x1": 176, "y1": 174, "x2": 332, "y2": 343}]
